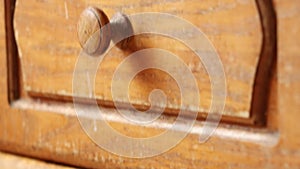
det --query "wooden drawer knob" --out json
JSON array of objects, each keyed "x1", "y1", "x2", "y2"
[
  {"x1": 77, "y1": 7, "x2": 133, "y2": 56},
  {"x1": 77, "y1": 7, "x2": 111, "y2": 55}
]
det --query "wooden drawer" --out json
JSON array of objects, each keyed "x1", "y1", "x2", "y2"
[
  {"x1": 3, "y1": 0, "x2": 300, "y2": 168},
  {"x1": 14, "y1": 0, "x2": 267, "y2": 123}
]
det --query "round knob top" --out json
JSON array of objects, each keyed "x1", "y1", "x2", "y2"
[{"x1": 77, "y1": 7, "x2": 111, "y2": 55}]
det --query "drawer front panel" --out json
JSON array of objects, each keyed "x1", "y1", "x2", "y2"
[{"x1": 14, "y1": 0, "x2": 262, "y2": 118}]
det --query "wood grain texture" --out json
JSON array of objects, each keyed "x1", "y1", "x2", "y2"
[
  {"x1": 0, "y1": 151, "x2": 74, "y2": 169},
  {"x1": 77, "y1": 7, "x2": 111, "y2": 55},
  {"x1": 0, "y1": 0, "x2": 300, "y2": 168},
  {"x1": 14, "y1": 0, "x2": 263, "y2": 118},
  {"x1": 274, "y1": 0, "x2": 300, "y2": 149}
]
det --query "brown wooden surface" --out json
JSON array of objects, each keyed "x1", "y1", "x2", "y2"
[
  {"x1": 14, "y1": 0, "x2": 264, "y2": 119},
  {"x1": 0, "y1": 0, "x2": 300, "y2": 168},
  {"x1": 0, "y1": 151, "x2": 74, "y2": 169}
]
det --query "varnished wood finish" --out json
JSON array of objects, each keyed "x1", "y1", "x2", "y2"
[
  {"x1": 0, "y1": 151, "x2": 74, "y2": 169},
  {"x1": 14, "y1": 0, "x2": 264, "y2": 119},
  {"x1": 249, "y1": 0, "x2": 277, "y2": 125},
  {"x1": 77, "y1": 7, "x2": 111, "y2": 55},
  {"x1": 0, "y1": 0, "x2": 300, "y2": 168},
  {"x1": 4, "y1": 0, "x2": 19, "y2": 102}
]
